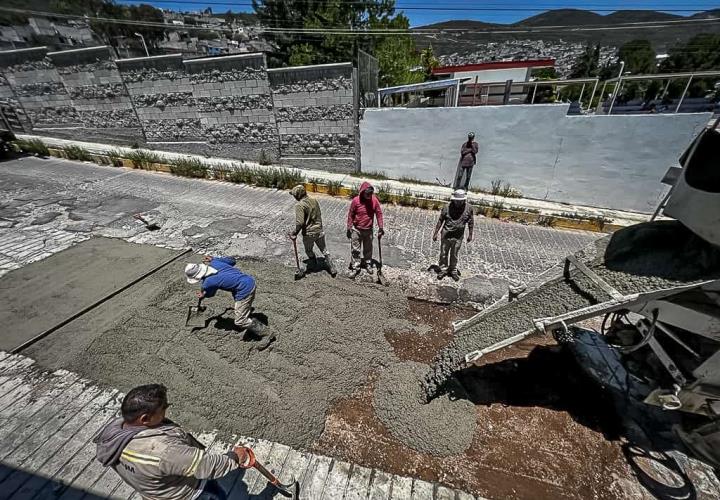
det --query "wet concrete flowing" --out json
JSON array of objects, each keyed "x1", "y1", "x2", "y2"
[{"x1": 422, "y1": 221, "x2": 720, "y2": 399}]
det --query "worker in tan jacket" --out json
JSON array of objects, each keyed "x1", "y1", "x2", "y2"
[
  {"x1": 94, "y1": 384, "x2": 252, "y2": 500},
  {"x1": 288, "y1": 184, "x2": 337, "y2": 278}
]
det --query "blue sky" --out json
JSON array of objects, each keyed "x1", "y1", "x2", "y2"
[{"x1": 117, "y1": 1, "x2": 718, "y2": 27}]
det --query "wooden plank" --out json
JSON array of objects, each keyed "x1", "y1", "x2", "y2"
[
  {"x1": 411, "y1": 480, "x2": 434, "y2": 500},
  {"x1": 0, "y1": 358, "x2": 34, "y2": 390},
  {"x1": 300, "y1": 454, "x2": 332, "y2": 500},
  {"x1": 320, "y1": 460, "x2": 352, "y2": 500},
  {"x1": 0, "y1": 354, "x2": 23, "y2": 373},
  {"x1": 0, "y1": 351, "x2": 11, "y2": 363},
  {"x1": 0, "y1": 374, "x2": 35, "y2": 410},
  {"x1": 0, "y1": 371, "x2": 79, "y2": 431},
  {"x1": 389, "y1": 476, "x2": 413, "y2": 500},
  {"x1": 344, "y1": 465, "x2": 373, "y2": 500},
  {"x1": 269, "y1": 448, "x2": 313, "y2": 500},
  {"x1": 256, "y1": 442, "x2": 292, "y2": 499},
  {"x1": 367, "y1": 470, "x2": 392, "y2": 500},
  {"x1": 436, "y1": 485, "x2": 455, "y2": 500},
  {"x1": 0, "y1": 389, "x2": 117, "y2": 499},
  {"x1": 0, "y1": 380, "x2": 90, "y2": 463},
  {"x1": 229, "y1": 438, "x2": 274, "y2": 498}
]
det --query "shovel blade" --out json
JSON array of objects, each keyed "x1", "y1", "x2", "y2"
[{"x1": 184, "y1": 306, "x2": 208, "y2": 328}]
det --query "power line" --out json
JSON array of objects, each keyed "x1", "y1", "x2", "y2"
[{"x1": 1, "y1": 6, "x2": 719, "y2": 36}]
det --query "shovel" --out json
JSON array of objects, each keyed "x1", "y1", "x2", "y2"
[
  {"x1": 184, "y1": 297, "x2": 208, "y2": 328},
  {"x1": 291, "y1": 236, "x2": 304, "y2": 280},
  {"x1": 245, "y1": 448, "x2": 300, "y2": 499},
  {"x1": 376, "y1": 233, "x2": 388, "y2": 286}
]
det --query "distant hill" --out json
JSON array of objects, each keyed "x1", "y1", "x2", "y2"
[{"x1": 413, "y1": 8, "x2": 720, "y2": 54}]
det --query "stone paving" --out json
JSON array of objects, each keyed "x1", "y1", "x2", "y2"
[{"x1": 0, "y1": 157, "x2": 599, "y2": 295}]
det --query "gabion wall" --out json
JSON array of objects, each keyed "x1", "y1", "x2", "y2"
[{"x1": 0, "y1": 47, "x2": 358, "y2": 170}]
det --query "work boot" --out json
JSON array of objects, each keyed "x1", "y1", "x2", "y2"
[
  {"x1": 450, "y1": 270, "x2": 460, "y2": 282},
  {"x1": 325, "y1": 255, "x2": 338, "y2": 278},
  {"x1": 365, "y1": 260, "x2": 374, "y2": 275},
  {"x1": 437, "y1": 270, "x2": 447, "y2": 280},
  {"x1": 294, "y1": 264, "x2": 306, "y2": 280},
  {"x1": 307, "y1": 256, "x2": 318, "y2": 272}
]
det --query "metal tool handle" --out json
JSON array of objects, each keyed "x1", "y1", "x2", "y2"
[{"x1": 291, "y1": 237, "x2": 300, "y2": 270}]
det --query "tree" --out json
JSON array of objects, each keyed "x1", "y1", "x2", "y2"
[
  {"x1": 252, "y1": 0, "x2": 422, "y2": 86},
  {"x1": 569, "y1": 44, "x2": 600, "y2": 78},
  {"x1": 419, "y1": 46, "x2": 439, "y2": 79},
  {"x1": 660, "y1": 34, "x2": 720, "y2": 100},
  {"x1": 618, "y1": 39, "x2": 656, "y2": 75}
]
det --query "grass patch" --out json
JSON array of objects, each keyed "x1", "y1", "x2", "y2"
[
  {"x1": 170, "y1": 157, "x2": 209, "y2": 178},
  {"x1": 63, "y1": 145, "x2": 93, "y2": 162},
  {"x1": 224, "y1": 164, "x2": 304, "y2": 190},
  {"x1": 126, "y1": 150, "x2": 161, "y2": 169},
  {"x1": 537, "y1": 215, "x2": 557, "y2": 227},
  {"x1": 347, "y1": 183, "x2": 360, "y2": 199},
  {"x1": 14, "y1": 139, "x2": 49, "y2": 156},
  {"x1": 398, "y1": 175, "x2": 439, "y2": 187},
  {"x1": 375, "y1": 183, "x2": 392, "y2": 204},
  {"x1": 327, "y1": 180, "x2": 342, "y2": 196},
  {"x1": 488, "y1": 201, "x2": 505, "y2": 219},
  {"x1": 350, "y1": 170, "x2": 388, "y2": 180}
]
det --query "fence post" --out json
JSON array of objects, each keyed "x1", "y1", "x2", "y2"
[
  {"x1": 472, "y1": 75, "x2": 478, "y2": 106},
  {"x1": 608, "y1": 78, "x2": 623, "y2": 115},
  {"x1": 675, "y1": 75, "x2": 693, "y2": 113},
  {"x1": 587, "y1": 79, "x2": 599, "y2": 113}
]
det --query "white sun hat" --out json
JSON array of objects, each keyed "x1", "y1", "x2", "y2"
[
  {"x1": 184, "y1": 263, "x2": 209, "y2": 284},
  {"x1": 450, "y1": 189, "x2": 467, "y2": 201}
]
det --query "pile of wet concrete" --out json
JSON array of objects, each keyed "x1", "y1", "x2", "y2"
[{"x1": 422, "y1": 220, "x2": 720, "y2": 400}]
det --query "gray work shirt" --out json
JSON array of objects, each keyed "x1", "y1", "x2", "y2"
[{"x1": 439, "y1": 203, "x2": 474, "y2": 239}]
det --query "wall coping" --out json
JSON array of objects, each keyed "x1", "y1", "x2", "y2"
[
  {"x1": 47, "y1": 45, "x2": 110, "y2": 57},
  {"x1": 116, "y1": 54, "x2": 184, "y2": 64},
  {"x1": 183, "y1": 53, "x2": 264, "y2": 64},
  {"x1": 268, "y1": 62, "x2": 352, "y2": 73},
  {"x1": 0, "y1": 46, "x2": 49, "y2": 55}
]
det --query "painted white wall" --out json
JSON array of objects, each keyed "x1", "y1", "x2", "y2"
[{"x1": 360, "y1": 105, "x2": 711, "y2": 213}]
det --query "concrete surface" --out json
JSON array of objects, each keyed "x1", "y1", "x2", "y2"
[
  {"x1": 0, "y1": 238, "x2": 179, "y2": 351},
  {"x1": 0, "y1": 351, "x2": 477, "y2": 500},
  {"x1": 360, "y1": 105, "x2": 711, "y2": 213}
]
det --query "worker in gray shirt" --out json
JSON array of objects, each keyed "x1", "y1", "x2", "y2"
[
  {"x1": 454, "y1": 132, "x2": 478, "y2": 190},
  {"x1": 433, "y1": 189, "x2": 474, "y2": 281}
]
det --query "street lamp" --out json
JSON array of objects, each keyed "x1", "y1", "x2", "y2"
[{"x1": 134, "y1": 32, "x2": 149, "y2": 57}]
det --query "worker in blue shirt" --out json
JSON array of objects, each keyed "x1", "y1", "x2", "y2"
[{"x1": 184, "y1": 255, "x2": 261, "y2": 337}]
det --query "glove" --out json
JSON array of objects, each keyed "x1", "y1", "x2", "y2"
[
  {"x1": 378, "y1": 228, "x2": 385, "y2": 238},
  {"x1": 287, "y1": 232, "x2": 297, "y2": 240},
  {"x1": 233, "y1": 446, "x2": 255, "y2": 468},
  {"x1": 346, "y1": 229, "x2": 352, "y2": 239}
]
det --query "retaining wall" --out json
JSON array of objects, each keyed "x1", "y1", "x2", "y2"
[
  {"x1": 269, "y1": 63, "x2": 357, "y2": 172},
  {"x1": 0, "y1": 48, "x2": 358, "y2": 169},
  {"x1": 360, "y1": 105, "x2": 712, "y2": 213}
]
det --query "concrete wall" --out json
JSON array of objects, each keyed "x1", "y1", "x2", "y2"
[
  {"x1": 269, "y1": 62, "x2": 356, "y2": 172},
  {"x1": 0, "y1": 48, "x2": 358, "y2": 169},
  {"x1": 360, "y1": 105, "x2": 711, "y2": 213}
]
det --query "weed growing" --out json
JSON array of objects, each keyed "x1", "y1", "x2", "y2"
[
  {"x1": 126, "y1": 150, "x2": 161, "y2": 170},
  {"x1": 14, "y1": 139, "x2": 49, "y2": 156},
  {"x1": 170, "y1": 157, "x2": 209, "y2": 178},
  {"x1": 63, "y1": 145, "x2": 93, "y2": 162}
]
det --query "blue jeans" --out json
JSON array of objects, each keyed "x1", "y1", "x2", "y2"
[{"x1": 197, "y1": 480, "x2": 227, "y2": 500}]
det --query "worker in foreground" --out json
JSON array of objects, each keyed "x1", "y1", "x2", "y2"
[
  {"x1": 433, "y1": 189, "x2": 474, "y2": 281},
  {"x1": 288, "y1": 184, "x2": 337, "y2": 278},
  {"x1": 346, "y1": 181, "x2": 385, "y2": 277},
  {"x1": 185, "y1": 255, "x2": 267, "y2": 339},
  {"x1": 94, "y1": 384, "x2": 253, "y2": 500}
]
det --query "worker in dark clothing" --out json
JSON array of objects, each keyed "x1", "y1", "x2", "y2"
[
  {"x1": 454, "y1": 132, "x2": 479, "y2": 191},
  {"x1": 288, "y1": 184, "x2": 337, "y2": 278},
  {"x1": 433, "y1": 189, "x2": 474, "y2": 281},
  {"x1": 94, "y1": 384, "x2": 254, "y2": 500}
]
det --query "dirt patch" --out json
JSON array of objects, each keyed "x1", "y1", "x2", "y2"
[
  {"x1": 384, "y1": 300, "x2": 474, "y2": 364},
  {"x1": 316, "y1": 336, "x2": 636, "y2": 500}
]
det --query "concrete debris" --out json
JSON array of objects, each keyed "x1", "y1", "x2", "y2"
[{"x1": 374, "y1": 361, "x2": 477, "y2": 456}]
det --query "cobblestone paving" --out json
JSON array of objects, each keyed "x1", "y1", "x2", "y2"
[{"x1": 0, "y1": 157, "x2": 599, "y2": 288}]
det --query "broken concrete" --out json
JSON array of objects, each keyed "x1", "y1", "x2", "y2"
[{"x1": 374, "y1": 361, "x2": 477, "y2": 456}]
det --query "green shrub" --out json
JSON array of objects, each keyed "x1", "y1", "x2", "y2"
[
  {"x1": 376, "y1": 183, "x2": 392, "y2": 203},
  {"x1": 223, "y1": 165, "x2": 304, "y2": 190},
  {"x1": 15, "y1": 139, "x2": 49, "y2": 156},
  {"x1": 327, "y1": 180, "x2": 342, "y2": 196},
  {"x1": 63, "y1": 145, "x2": 93, "y2": 162},
  {"x1": 398, "y1": 188, "x2": 414, "y2": 207},
  {"x1": 537, "y1": 215, "x2": 557, "y2": 227},
  {"x1": 348, "y1": 183, "x2": 360, "y2": 199},
  {"x1": 170, "y1": 157, "x2": 208, "y2": 178},
  {"x1": 488, "y1": 201, "x2": 505, "y2": 218},
  {"x1": 126, "y1": 150, "x2": 161, "y2": 169},
  {"x1": 105, "y1": 149, "x2": 123, "y2": 166}
]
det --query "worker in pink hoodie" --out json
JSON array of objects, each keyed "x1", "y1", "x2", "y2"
[{"x1": 346, "y1": 181, "x2": 385, "y2": 276}]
